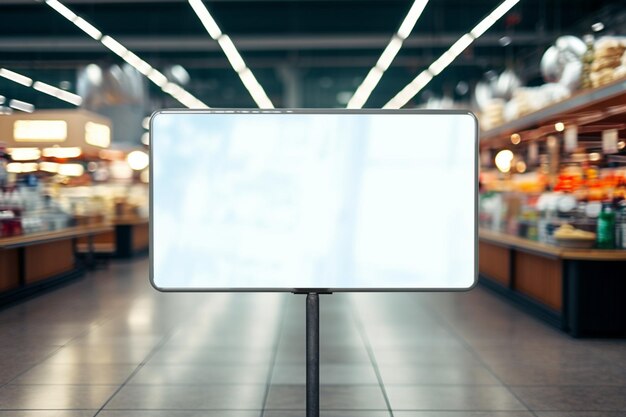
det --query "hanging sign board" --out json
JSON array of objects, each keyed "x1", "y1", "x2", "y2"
[{"x1": 150, "y1": 110, "x2": 478, "y2": 291}]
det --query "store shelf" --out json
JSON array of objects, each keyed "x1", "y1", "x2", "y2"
[
  {"x1": 0, "y1": 224, "x2": 113, "y2": 249},
  {"x1": 479, "y1": 228, "x2": 626, "y2": 261},
  {"x1": 480, "y1": 78, "x2": 626, "y2": 144}
]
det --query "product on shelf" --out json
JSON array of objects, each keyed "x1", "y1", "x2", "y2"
[{"x1": 590, "y1": 38, "x2": 626, "y2": 87}]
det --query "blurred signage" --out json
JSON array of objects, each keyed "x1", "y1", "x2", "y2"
[{"x1": 13, "y1": 120, "x2": 67, "y2": 142}]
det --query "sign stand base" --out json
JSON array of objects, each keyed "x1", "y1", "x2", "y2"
[{"x1": 306, "y1": 292, "x2": 320, "y2": 417}]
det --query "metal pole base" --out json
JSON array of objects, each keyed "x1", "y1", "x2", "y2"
[{"x1": 306, "y1": 292, "x2": 319, "y2": 417}]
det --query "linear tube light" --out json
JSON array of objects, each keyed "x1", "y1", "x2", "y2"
[
  {"x1": 188, "y1": 0, "x2": 274, "y2": 108},
  {"x1": 9, "y1": 99, "x2": 35, "y2": 113},
  {"x1": 44, "y1": 0, "x2": 207, "y2": 108},
  {"x1": 33, "y1": 81, "x2": 83, "y2": 105},
  {"x1": 347, "y1": 0, "x2": 429, "y2": 109},
  {"x1": 0, "y1": 68, "x2": 33, "y2": 87},
  {"x1": 384, "y1": 0, "x2": 520, "y2": 109}
]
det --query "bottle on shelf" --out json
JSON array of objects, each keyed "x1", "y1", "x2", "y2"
[
  {"x1": 616, "y1": 201, "x2": 626, "y2": 250},
  {"x1": 597, "y1": 202, "x2": 616, "y2": 249}
]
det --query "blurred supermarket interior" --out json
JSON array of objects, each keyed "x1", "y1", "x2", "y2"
[{"x1": 1, "y1": 0, "x2": 626, "y2": 415}]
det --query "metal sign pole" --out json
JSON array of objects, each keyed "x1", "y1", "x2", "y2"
[{"x1": 306, "y1": 292, "x2": 320, "y2": 417}]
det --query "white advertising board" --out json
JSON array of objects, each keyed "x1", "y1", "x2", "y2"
[{"x1": 150, "y1": 110, "x2": 477, "y2": 291}]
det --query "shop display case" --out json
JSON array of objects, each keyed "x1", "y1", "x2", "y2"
[{"x1": 478, "y1": 78, "x2": 626, "y2": 337}]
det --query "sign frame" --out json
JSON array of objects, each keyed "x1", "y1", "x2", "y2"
[{"x1": 149, "y1": 108, "x2": 479, "y2": 293}]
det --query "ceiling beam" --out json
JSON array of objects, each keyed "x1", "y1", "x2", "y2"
[{"x1": 0, "y1": 33, "x2": 559, "y2": 52}]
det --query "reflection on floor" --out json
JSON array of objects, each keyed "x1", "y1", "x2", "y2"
[{"x1": 0, "y1": 258, "x2": 625, "y2": 416}]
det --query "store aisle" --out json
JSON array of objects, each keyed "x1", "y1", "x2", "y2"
[{"x1": 0, "y1": 258, "x2": 625, "y2": 416}]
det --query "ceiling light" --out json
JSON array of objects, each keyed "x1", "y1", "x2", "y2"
[
  {"x1": 554, "y1": 122, "x2": 565, "y2": 132},
  {"x1": 123, "y1": 52, "x2": 153, "y2": 76},
  {"x1": 499, "y1": 35, "x2": 512, "y2": 46},
  {"x1": 147, "y1": 69, "x2": 169, "y2": 88},
  {"x1": 217, "y1": 35, "x2": 247, "y2": 73},
  {"x1": 0, "y1": 68, "x2": 33, "y2": 87},
  {"x1": 383, "y1": 71, "x2": 432, "y2": 109},
  {"x1": 9, "y1": 99, "x2": 34, "y2": 113},
  {"x1": 72, "y1": 16, "x2": 102, "y2": 40},
  {"x1": 377, "y1": 36, "x2": 403, "y2": 71},
  {"x1": 397, "y1": 0, "x2": 429, "y2": 39},
  {"x1": 44, "y1": 0, "x2": 76, "y2": 21},
  {"x1": 385, "y1": 0, "x2": 520, "y2": 109},
  {"x1": 591, "y1": 22, "x2": 604, "y2": 32},
  {"x1": 187, "y1": 0, "x2": 272, "y2": 108},
  {"x1": 346, "y1": 0, "x2": 429, "y2": 109},
  {"x1": 470, "y1": 0, "x2": 521, "y2": 38},
  {"x1": 238, "y1": 68, "x2": 274, "y2": 109},
  {"x1": 188, "y1": 0, "x2": 222, "y2": 39},
  {"x1": 44, "y1": 0, "x2": 207, "y2": 108},
  {"x1": 511, "y1": 133, "x2": 521, "y2": 145},
  {"x1": 101, "y1": 35, "x2": 128, "y2": 58}
]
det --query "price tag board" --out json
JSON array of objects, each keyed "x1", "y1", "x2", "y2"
[
  {"x1": 603, "y1": 129, "x2": 618, "y2": 154},
  {"x1": 150, "y1": 110, "x2": 478, "y2": 292},
  {"x1": 564, "y1": 126, "x2": 578, "y2": 152}
]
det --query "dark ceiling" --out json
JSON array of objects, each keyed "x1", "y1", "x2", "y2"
[{"x1": 0, "y1": 0, "x2": 624, "y2": 111}]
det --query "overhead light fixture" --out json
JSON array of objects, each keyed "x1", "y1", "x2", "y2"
[
  {"x1": 0, "y1": 68, "x2": 33, "y2": 87},
  {"x1": 591, "y1": 22, "x2": 605, "y2": 32},
  {"x1": 101, "y1": 35, "x2": 129, "y2": 58},
  {"x1": 188, "y1": 0, "x2": 222, "y2": 39},
  {"x1": 187, "y1": 0, "x2": 274, "y2": 108},
  {"x1": 45, "y1": 0, "x2": 101, "y2": 40},
  {"x1": 347, "y1": 0, "x2": 429, "y2": 109},
  {"x1": 72, "y1": 16, "x2": 102, "y2": 40},
  {"x1": 44, "y1": 0, "x2": 207, "y2": 108},
  {"x1": 33, "y1": 81, "x2": 83, "y2": 105},
  {"x1": 9, "y1": 99, "x2": 35, "y2": 113},
  {"x1": 217, "y1": 35, "x2": 247, "y2": 73},
  {"x1": 384, "y1": 0, "x2": 520, "y2": 109}
]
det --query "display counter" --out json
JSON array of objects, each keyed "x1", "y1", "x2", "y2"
[
  {"x1": 479, "y1": 228, "x2": 626, "y2": 337},
  {"x1": 77, "y1": 217, "x2": 149, "y2": 259},
  {"x1": 0, "y1": 224, "x2": 113, "y2": 306}
]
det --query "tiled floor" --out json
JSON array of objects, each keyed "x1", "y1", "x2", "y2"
[{"x1": 0, "y1": 258, "x2": 625, "y2": 416}]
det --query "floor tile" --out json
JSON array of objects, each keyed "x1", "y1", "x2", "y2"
[
  {"x1": 129, "y1": 364, "x2": 270, "y2": 384},
  {"x1": 0, "y1": 384, "x2": 116, "y2": 409},
  {"x1": 265, "y1": 384, "x2": 387, "y2": 410},
  {"x1": 271, "y1": 364, "x2": 378, "y2": 384},
  {"x1": 385, "y1": 385, "x2": 528, "y2": 411},
  {"x1": 0, "y1": 412, "x2": 96, "y2": 417},
  {"x1": 104, "y1": 384, "x2": 266, "y2": 409},
  {"x1": 98, "y1": 412, "x2": 259, "y2": 417},
  {"x1": 511, "y1": 386, "x2": 626, "y2": 411},
  {"x1": 13, "y1": 363, "x2": 137, "y2": 385},
  {"x1": 393, "y1": 413, "x2": 534, "y2": 417},
  {"x1": 378, "y1": 364, "x2": 500, "y2": 385}
]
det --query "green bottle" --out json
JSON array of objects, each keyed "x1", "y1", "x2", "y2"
[{"x1": 597, "y1": 202, "x2": 615, "y2": 249}]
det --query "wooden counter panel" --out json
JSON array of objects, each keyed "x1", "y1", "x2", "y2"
[
  {"x1": 132, "y1": 223, "x2": 149, "y2": 251},
  {"x1": 24, "y1": 240, "x2": 74, "y2": 284},
  {"x1": 77, "y1": 230, "x2": 115, "y2": 245},
  {"x1": 479, "y1": 241, "x2": 510, "y2": 286},
  {"x1": 0, "y1": 249, "x2": 19, "y2": 291},
  {"x1": 514, "y1": 251, "x2": 562, "y2": 311}
]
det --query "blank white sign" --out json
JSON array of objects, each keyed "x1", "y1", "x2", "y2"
[{"x1": 150, "y1": 110, "x2": 477, "y2": 291}]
